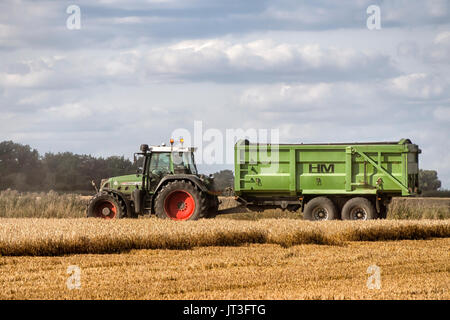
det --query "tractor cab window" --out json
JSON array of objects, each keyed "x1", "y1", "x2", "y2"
[
  {"x1": 149, "y1": 152, "x2": 171, "y2": 175},
  {"x1": 172, "y1": 152, "x2": 198, "y2": 175},
  {"x1": 134, "y1": 154, "x2": 145, "y2": 174}
]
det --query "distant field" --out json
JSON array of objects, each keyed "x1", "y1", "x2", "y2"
[
  {"x1": 1, "y1": 239, "x2": 448, "y2": 299},
  {"x1": 0, "y1": 190, "x2": 449, "y2": 219}
]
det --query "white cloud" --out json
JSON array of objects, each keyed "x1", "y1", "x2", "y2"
[
  {"x1": 434, "y1": 31, "x2": 450, "y2": 44},
  {"x1": 0, "y1": 70, "x2": 50, "y2": 88},
  {"x1": 0, "y1": 39, "x2": 396, "y2": 90},
  {"x1": 104, "y1": 51, "x2": 140, "y2": 76},
  {"x1": 425, "y1": 30, "x2": 450, "y2": 63},
  {"x1": 240, "y1": 82, "x2": 333, "y2": 109},
  {"x1": 388, "y1": 73, "x2": 447, "y2": 99},
  {"x1": 141, "y1": 39, "x2": 395, "y2": 80},
  {"x1": 43, "y1": 103, "x2": 93, "y2": 120}
]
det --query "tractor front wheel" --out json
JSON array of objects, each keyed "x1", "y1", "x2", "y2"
[{"x1": 86, "y1": 193, "x2": 124, "y2": 219}]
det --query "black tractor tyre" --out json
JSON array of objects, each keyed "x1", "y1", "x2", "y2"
[
  {"x1": 205, "y1": 194, "x2": 219, "y2": 219},
  {"x1": 341, "y1": 197, "x2": 377, "y2": 220},
  {"x1": 154, "y1": 180, "x2": 207, "y2": 221},
  {"x1": 86, "y1": 192, "x2": 125, "y2": 219},
  {"x1": 303, "y1": 197, "x2": 338, "y2": 221},
  {"x1": 110, "y1": 192, "x2": 136, "y2": 218}
]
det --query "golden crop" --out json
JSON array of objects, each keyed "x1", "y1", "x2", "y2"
[
  {"x1": 0, "y1": 218, "x2": 448, "y2": 256},
  {"x1": 1, "y1": 193, "x2": 448, "y2": 300}
]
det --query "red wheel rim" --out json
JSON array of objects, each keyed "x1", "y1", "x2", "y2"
[
  {"x1": 164, "y1": 190, "x2": 196, "y2": 220},
  {"x1": 94, "y1": 201, "x2": 117, "y2": 219}
]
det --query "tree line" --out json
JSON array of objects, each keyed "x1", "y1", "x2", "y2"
[
  {"x1": 0, "y1": 141, "x2": 138, "y2": 192},
  {"x1": 0, "y1": 140, "x2": 445, "y2": 196}
]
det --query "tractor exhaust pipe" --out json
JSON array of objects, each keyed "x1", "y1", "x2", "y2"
[{"x1": 132, "y1": 189, "x2": 144, "y2": 214}]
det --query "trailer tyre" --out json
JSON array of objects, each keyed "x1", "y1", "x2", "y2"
[
  {"x1": 154, "y1": 181, "x2": 207, "y2": 221},
  {"x1": 303, "y1": 197, "x2": 338, "y2": 221},
  {"x1": 341, "y1": 197, "x2": 377, "y2": 220}
]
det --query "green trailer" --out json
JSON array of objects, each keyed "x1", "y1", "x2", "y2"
[{"x1": 234, "y1": 139, "x2": 421, "y2": 220}]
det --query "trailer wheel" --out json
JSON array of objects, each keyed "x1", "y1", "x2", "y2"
[
  {"x1": 341, "y1": 197, "x2": 377, "y2": 220},
  {"x1": 154, "y1": 181, "x2": 207, "y2": 221},
  {"x1": 86, "y1": 193, "x2": 124, "y2": 219},
  {"x1": 303, "y1": 197, "x2": 338, "y2": 221}
]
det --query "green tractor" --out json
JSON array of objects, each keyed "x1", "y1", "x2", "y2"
[{"x1": 86, "y1": 141, "x2": 219, "y2": 220}]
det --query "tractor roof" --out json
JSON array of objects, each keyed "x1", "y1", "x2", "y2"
[{"x1": 149, "y1": 146, "x2": 197, "y2": 152}]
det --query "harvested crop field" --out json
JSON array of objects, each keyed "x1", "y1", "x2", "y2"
[
  {"x1": 0, "y1": 218, "x2": 449, "y2": 256},
  {"x1": 1, "y1": 193, "x2": 449, "y2": 300},
  {"x1": 0, "y1": 239, "x2": 448, "y2": 299}
]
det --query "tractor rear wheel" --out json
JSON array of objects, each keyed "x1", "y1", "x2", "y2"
[
  {"x1": 154, "y1": 181, "x2": 207, "y2": 221},
  {"x1": 86, "y1": 193, "x2": 125, "y2": 219}
]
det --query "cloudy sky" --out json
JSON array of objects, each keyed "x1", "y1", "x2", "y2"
[{"x1": 0, "y1": 0, "x2": 449, "y2": 187}]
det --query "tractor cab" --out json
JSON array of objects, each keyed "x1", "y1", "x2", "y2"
[
  {"x1": 135, "y1": 142, "x2": 199, "y2": 194},
  {"x1": 136, "y1": 142, "x2": 198, "y2": 177}
]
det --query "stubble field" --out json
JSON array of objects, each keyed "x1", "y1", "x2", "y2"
[
  {"x1": 1, "y1": 239, "x2": 449, "y2": 299},
  {"x1": 0, "y1": 191, "x2": 448, "y2": 299}
]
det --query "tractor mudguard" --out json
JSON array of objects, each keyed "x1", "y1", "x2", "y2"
[
  {"x1": 154, "y1": 175, "x2": 209, "y2": 195},
  {"x1": 99, "y1": 188, "x2": 134, "y2": 217}
]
